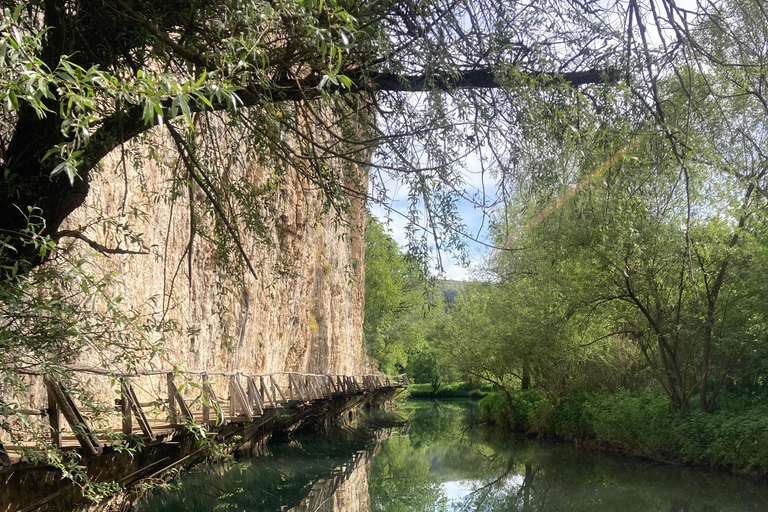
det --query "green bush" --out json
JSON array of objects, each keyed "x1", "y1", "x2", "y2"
[
  {"x1": 477, "y1": 388, "x2": 768, "y2": 475},
  {"x1": 478, "y1": 389, "x2": 546, "y2": 432},
  {"x1": 478, "y1": 391, "x2": 510, "y2": 426},
  {"x1": 550, "y1": 393, "x2": 593, "y2": 440},
  {"x1": 549, "y1": 391, "x2": 768, "y2": 474},
  {"x1": 407, "y1": 381, "x2": 493, "y2": 398}
]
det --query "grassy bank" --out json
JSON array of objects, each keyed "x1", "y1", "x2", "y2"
[
  {"x1": 479, "y1": 389, "x2": 768, "y2": 476},
  {"x1": 407, "y1": 381, "x2": 494, "y2": 398}
]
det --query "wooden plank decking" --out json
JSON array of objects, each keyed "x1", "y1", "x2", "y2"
[{"x1": 0, "y1": 370, "x2": 408, "y2": 468}]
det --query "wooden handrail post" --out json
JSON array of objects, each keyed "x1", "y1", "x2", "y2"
[
  {"x1": 120, "y1": 377, "x2": 132, "y2": 435},
  {"x1": 201, "y1": 373, "x2": 210, "y2": 423},
  {"x1": 259, "y1": 376, "x2": 272, "y2": 408},
  {"x1": 229, "y1": 375, "x2": 253, "y2": 421},
  {"x1": 201, "y1": 374, "x2": 224, "y2": 426},
  {"x1": 270, "y1": 374, "x2": 287, "y2": 403},
  {"x1": 309, "y1": 375, "x2": 320, "y2": 400},
  {"x1": 302, "y1": 375, "x2": 310, "y2": 400},
  {"x1": 167, "y1": 373, "x2": 193, "y2": 423},
  {"x1": 247, "y1": 375, "x2": 263, "y2": 416},
  {"x1": 47, "y1": 381, "x2": 62, "y2": 447},
  {"x1": 167, "y1": 373, "x2": 177, "y2": 420},
  {"x1": 121, "y1": 379, "x2": 155, "y2": 440},
  {"x1": 43, "y1": 376, "x2": 101, "y2": 456},
  {"x1": 298, "y1": 375, "x2": 309, "y2": 401}
]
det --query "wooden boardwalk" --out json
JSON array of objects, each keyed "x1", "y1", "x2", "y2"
[{"x1": 0, "y1": 369, "x2": 408, "y2": 467}]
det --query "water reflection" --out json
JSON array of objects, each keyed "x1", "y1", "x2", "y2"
[
  {"x1": 136, "y1": 409, "x2": 402, "y2": 512},
  {"x1": 373, "y1": 400, "x2": 768, "y2": 512},
  {"x1": 137, "y1": 401, "x2": 768, "y2": 512}
]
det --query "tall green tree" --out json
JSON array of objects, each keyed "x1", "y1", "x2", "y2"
[
  {"x1": 488, "y1": 61, "x2": 768, "y2": 411},
  {"x1": 364, "y1": 215, "x2": 440, "y2": 374}
]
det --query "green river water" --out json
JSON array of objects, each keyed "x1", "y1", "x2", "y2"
[{"x1": 135, "y1": 400, "x2": 768, "y2": 511}]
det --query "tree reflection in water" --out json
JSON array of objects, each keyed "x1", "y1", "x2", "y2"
[
  {"x1": 368, "y1": 400, "x2": 768, "y2": 512},
  {"x1": 137, "y1": 401, "x2": 768, "y2": 512},
  {"x1": 136, "y1": 409, "x2": 402, "y2": 512}
]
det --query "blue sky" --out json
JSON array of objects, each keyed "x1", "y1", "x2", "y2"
[{"x1": 368, "y1": 154, "x2": 501, "y2": 281}]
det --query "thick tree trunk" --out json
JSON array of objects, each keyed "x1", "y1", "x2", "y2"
[{"x1": 521, "y1": 358, "x2": 531, "y2": 390}]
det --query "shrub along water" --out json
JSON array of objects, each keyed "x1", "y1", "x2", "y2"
[
  {"x1": 479, "y1": 389, "x2": 768, "y2": 476},
  {"x1": 407, "y1": 381, "x2": 494, "y2": 399}
]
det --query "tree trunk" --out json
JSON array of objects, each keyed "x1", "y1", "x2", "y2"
[{"x1": 521, "y1": 358, "x2": 531, "y2": 390}]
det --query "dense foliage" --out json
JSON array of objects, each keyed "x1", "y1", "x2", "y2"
[
  {"x1": 3, "y1": 0, "x2": 768, "y2": 496},
  {"x1": 363, "y1": 215, "x2": 442, "y2": 374},
  {"x1": 0, "y1": 0, "x2": 618, "y2": 491},
  {"x1": 426, "y1": 0, "x2": 768, "y2": 414}
]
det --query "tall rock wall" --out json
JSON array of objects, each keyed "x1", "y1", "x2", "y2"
[{"x1": 61, "y1": 125, "x2": 370, "y2": 377}]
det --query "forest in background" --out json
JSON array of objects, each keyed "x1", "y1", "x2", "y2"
[
  {"x1": 3, "y1": 0, "x2": 768, "y2": 498},
  {"x1": 363, "y1": 0, "x2": 768, "y2": 468}
]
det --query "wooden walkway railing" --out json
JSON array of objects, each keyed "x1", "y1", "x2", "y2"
[{"x1": 0, "y1": 369, "x2": 409, "y2": 466}]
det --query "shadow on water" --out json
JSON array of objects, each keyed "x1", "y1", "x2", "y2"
[
  {"x1": 135, "y1": 408, "x2": 405, "y2": 512},
  {"x1": 137, "y1": 400, "x2": 768, "y2": 512}
]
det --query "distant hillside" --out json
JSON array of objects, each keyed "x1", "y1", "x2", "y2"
[{"x1": 437, "y1": 279, "x2": 470, "y2": 304}]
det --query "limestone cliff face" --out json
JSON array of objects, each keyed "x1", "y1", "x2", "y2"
[{"x1": 62, "y1": 125, "x2": 370, "y2": 377}]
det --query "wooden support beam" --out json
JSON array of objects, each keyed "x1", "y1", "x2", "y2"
[
  {"x1": 229, "y1": 376, "x2": 253, "y2": 421},
  {"x1": 259, "y1": 376, "x2": 274, "y2": 408},
  {"x1": 321, "y1": 376, "x2": 330, "y2": 398},
  {"x1": 327, "y1": 375, "x2": 337, "y2": 395},
  {"x1": 318, "y1": 376, "x2": 325, "y2": 398},
  {"x1": 308, "y1": 376, "x2": 321, "y2": 400},
  {"x1": 47, "y1": 382, "x2": 61, "y2": 447},
  {"x1": 298, "y1": 375, "x2": 310, "y2": 401},
  {"x1": 297, "y1": 375, "x2": 306, "y2": 400},
  {"x1": 119, "y1": 378, "x2": 132, "y2": 435},
  {"x1": 121, "y1": 379, "x2": 155, "y2": 440},
  {"x1": 302, "y1": 375, "x2": 312, "y2": 401},
  {"x1": 289, "y1": 374, "x2": 309, "y2": 402},
  {"x1": 166, "y1": 373, "x2": 193, "y2": 423},
  {"x1": 271, "y1": 374, "x2": 287, "y2": 403},
  {"x1": 201, "y1": 373, "x2": 210, "y2": 423},
  {"x1": 43, "y1": 376, "x2": 101, "y2": 456},
  {"x1": 201, "y1": 374, "x2": 225, "y2": 426},
  {"x1": 342, "y1": 376, "x2": 350, "y2": 394},
  {"x1": 247, "y1": 375, "x2": 263, "y2": 416}
]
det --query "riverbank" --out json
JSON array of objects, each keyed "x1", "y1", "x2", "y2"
[
  {"x1": 406, "y1": 381, "x2": 493, "y2": 398},
  {"x1": 479, "y1": 389, "x2": 768, "y2": 479}
]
